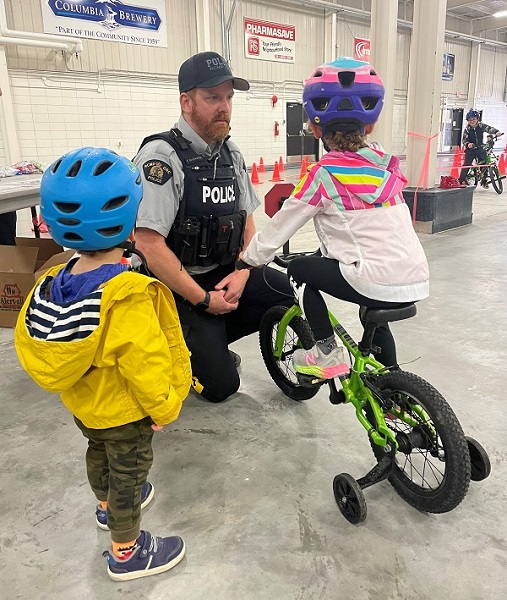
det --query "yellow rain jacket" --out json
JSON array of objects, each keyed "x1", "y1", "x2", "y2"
[{"x1": 15, "y1": 266, "x2": 191, "y2": 429}]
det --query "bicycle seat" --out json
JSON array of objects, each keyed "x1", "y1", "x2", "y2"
[{"x1": 360, "y1": 303, "x2": 416, "y2": 323}]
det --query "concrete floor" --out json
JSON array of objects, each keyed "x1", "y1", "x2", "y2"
[{"x1": 1, "y1": 172, "x2": 506, "y2": 599}]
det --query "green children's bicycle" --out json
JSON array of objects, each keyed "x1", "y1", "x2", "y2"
[
  {"x1": 256, "y1": 254, "x2": 490, "y2": 524},
  {"x1": 465, "y1": 140, "x2": 504, "y2": 194}
]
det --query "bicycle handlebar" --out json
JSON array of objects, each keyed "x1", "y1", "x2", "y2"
[
  {"x1": 235, "y1": 251, "x2": 318, "y2": 271},
  {"x1": 273, "y1": 251, "x2": 317, "y2": 269}
]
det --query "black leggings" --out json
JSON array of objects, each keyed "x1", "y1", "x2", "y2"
[{"x1": 287, "y1": 255, "x2": 405, "y2": 366}]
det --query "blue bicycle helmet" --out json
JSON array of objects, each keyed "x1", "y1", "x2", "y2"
[
  {"x1": 303, "y1": 57, "x2": 385, "y2": 133},
  {"x1": 41, "y1": 147, "x2": 142, "y2": 251},
  {"x1": 466, "y1": 109, "x2": 480, "y2": 120}
]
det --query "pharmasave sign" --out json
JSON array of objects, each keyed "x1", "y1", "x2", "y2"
[
  {"x1": 244, "y1": 17, "x2": 295, "y2": 64},
  {"x1": 41, "y1": 0, "x2": 167, "y2": 48}
]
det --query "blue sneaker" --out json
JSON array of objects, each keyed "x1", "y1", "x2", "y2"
[
  {"x1": 96, "y1": 481, "x2": 155, "y2": 530},
  {"x1": 103, "y1": 531, "x2": 185, "y2": 581}
]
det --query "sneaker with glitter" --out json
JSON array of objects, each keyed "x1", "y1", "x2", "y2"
[
  {"x1": 96, "y1": 481, "x2": 155, "y2": 531},
  {"x1": 103, "y1": 530, "x2": 185, "y2": 581},
  {"x1": 292, "y1": 344, "x2": 349, "y2": 379}
]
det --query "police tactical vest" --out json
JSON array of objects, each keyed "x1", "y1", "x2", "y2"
[{"x1": 138, "y1": 129, "x2": 246, "y2": 267}]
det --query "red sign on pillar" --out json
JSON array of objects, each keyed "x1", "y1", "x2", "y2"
[{"x1": 353, "y1": 37, "x2": 370, "y2": 61}]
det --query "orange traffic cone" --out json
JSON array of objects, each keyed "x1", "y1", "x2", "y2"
[
  {"x1": 270, "y1": 160, "x2": 283, "y2": 182},
  {"x1": 299, "y1": 156, "x2": 309, "y2": 178},
  {"x1": 258, "y1": 157, "x2": 265, "y2": 173},
  {"x1": 498, "y1": 152, "x2": 507, "y2": 175},
  {"x1": 278, "y1": 156, "x2": 285, "y2": 171},
  {"x1": 450, "y1": 146, "x2": 461, "y2": 179},
  {"x1": 250, "y1": 162, "x2": 261, "y2": 184}
]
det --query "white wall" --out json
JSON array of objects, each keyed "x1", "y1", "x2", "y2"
[{"x1": 7, "y1": 69, "x2": 301, "y2": 169}]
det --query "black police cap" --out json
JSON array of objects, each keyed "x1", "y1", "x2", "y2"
[{"x1": 178, "y1": 51, "x2": 250, "y2": 93}]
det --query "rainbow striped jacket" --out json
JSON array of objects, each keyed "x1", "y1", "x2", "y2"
[{"x1": 243, "y1": 147, "x2": 429, "y2": 303}]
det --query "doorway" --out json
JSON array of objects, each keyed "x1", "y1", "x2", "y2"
[
  {"x1": 286, "y1": 102, "x2": 318, "y2": 161},
  {"x1": 451, "y1": 109, "x2": 463, "y2": 149}
]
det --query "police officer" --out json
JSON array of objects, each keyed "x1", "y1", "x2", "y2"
[{"x1": 134, "y1": 51, "x2": 292, "y2": 403}]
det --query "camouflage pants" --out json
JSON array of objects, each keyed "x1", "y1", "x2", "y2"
[{"x1": 74, "y1": 416, "x2": 154, "y2": 543}]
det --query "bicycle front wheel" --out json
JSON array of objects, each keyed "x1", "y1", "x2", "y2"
[
  {"x1": 466, "y1": 168, "x2": 479, "y2": 186},
  {"x1": 366, "y1": 371, "x2": 471, "y2": 513},
  {"x1": 259, "y1": 306, "x2": 318, "y2": 401},
  {"x1": 489, "y1": 165, "x2": 503, "y2": 194}
]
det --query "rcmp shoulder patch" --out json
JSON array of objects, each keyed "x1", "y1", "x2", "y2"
[{"x1": 143, "y1": 160, "x2": 173, "y2": 185}]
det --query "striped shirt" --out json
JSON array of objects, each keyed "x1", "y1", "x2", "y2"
[{"x1": 26, "y1": 277, "x2": 102, "y2": 342}]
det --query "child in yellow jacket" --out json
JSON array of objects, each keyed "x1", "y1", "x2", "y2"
[{"x1": 15, "y1": 147, "x2": 191, "y2": 582}]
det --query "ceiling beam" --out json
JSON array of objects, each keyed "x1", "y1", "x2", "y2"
[
  {"x1": 473, "y1": 15, "x2": 507, "y2": 33},
  {"x1": 446, "y1": 0, "x2": 478, "y2": 9}
]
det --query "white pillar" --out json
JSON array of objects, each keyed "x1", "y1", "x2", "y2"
[
  {"x1": 0, "y1": 44, "x2": 21, "y2": 164},
  {"x1": 195, "y1": 0, "x2": 211, "y2": 52},
  {"x1": 405, "y1": 0, "x2": 446, "y2": 188},
  {"x1": 369, "y1": 0, "x2": 397, "y2": 152},
  {"x1": 468, "y1": 42, "x2": 481, "y2": 109}
]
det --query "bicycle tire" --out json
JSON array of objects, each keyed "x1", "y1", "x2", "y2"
[
  {"x1": 365, "y1": 371, "x2": 471, "y2": 513},
  {"x1": 259, "y1": 306, "x2": 318, "y2": 401},
  {"x1": 489, "y1": 166, "x2": 503, "y2": 194}
]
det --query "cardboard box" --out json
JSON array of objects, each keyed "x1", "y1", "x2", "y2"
[{"x1": 0, "y1": 238, "x2": 74, "y2": 328}]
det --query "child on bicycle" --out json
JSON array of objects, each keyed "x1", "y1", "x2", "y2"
[
  {"x1": 238, "y1": 58, "x2": 429, "y2": 379},
  {"x1": 458, "y1": 109, "x2": 502, "y2": 187},
  {"x1": 14, "y1": 147, "x2": 191, "y2": 581}
]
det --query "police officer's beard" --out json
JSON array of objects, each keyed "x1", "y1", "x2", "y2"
[{"x1": 191, "y1": 108, "x2": 230, "y2": 141}]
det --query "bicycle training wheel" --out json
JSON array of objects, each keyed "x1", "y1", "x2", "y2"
[
  {"x1": 365, "y1": 371, "x2": 471, "y2": 513},
  {"x1": 333, "y1": 473, "x2": 367, "y2": 524},
  {"x1": 489, "y1": 166, "x2": 503, "y2": 194},
  {"x1": 465, "y1": 436, "x2": 491, "y2": 482},
  {"x1": 259, "y1": 306, "x2": 318, "y2": 401}
]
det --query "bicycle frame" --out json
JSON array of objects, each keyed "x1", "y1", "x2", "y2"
[{"x1": 271, "y1": 302, "x2": 430, "y2": 450}]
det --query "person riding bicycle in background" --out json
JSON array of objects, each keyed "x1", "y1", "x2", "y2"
[
  {"x1": 458, "y1": 109, "x2": 503, "y2": 188},
  {"x1": 237, "y1": 58, "x2": 429, "y2": 380}
]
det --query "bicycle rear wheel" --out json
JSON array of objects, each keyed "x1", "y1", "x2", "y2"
[
  {"x1": 365, "y1": 371, "x2": 471, "y2": 513},
  {"x1": 489, "y1": 165, "x2": 503, "y2": 194},
  {"x1": 259, "y1": 306, "x2": 318, "y2": 401}
]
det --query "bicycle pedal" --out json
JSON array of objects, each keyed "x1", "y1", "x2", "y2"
[{"x1": 296, "y1": 373, "x2": 325, "y2": 387}]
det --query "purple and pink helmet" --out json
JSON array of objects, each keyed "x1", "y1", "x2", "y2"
[{"x1": 303, "y1": 58, "x2": 385, "y2": 133}]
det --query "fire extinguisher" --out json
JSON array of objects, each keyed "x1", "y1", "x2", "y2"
[{"x1": 274, "y1": 121, "x2": 279, "y2": 136}]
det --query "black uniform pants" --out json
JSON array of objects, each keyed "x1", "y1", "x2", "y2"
[
  {"x1": 176, "y1": 264, "x2": 293, "y2": 402},
  {"x1": 287, "y1": 255, "x2": 408, "y2": 367},
  {"x1": 459, "y1": 147, "x2": 487, "y2": 183}
]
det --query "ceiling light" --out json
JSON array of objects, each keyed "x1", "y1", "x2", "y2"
[{"x1": 493, "y1": 10, "x2": 507, "y2": 18}]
